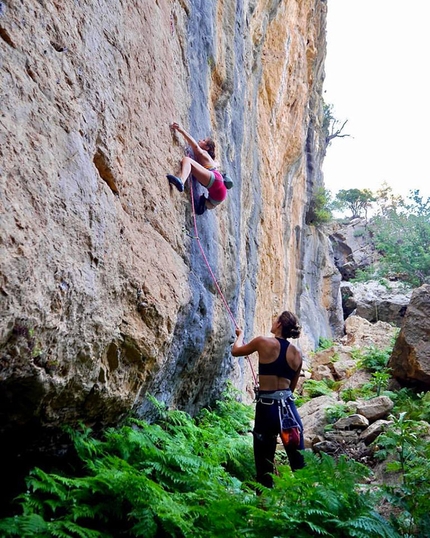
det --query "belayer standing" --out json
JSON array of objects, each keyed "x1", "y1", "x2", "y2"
[
  {"x1": 167, "y1": 122, "x2": 231, "y2": 215},
  {"x1": 232, "y1": 311, "x2": 305, "y2": 488}
]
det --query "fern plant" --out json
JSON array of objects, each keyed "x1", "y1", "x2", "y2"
[
  {"x1": 301, "y1": 379, "x2": 334, "y2": 399},
  {"x1": 354, "y1": 346, "x2": 392, "y2": 372},
  {"x1": 246, "y1": 453, "x2": 399, "y2": 537},
  {"x1": 316, "y1": 337, "x2": 335, "y2": 351},
  {"x1": 0, "y1": 390, "x2": 402, "y2": 538},
  {"x1": 325, "y1": 402, "x2": 350, "y2": 424},
  {"x1": 374, "y1": 412, "x2": 430, "y2": 537}
]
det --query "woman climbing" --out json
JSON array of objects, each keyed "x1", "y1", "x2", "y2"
[
  {"x1": 232, "y1": 311, "x2": 305, "y2": 488},
  {"x1": 166, "y1": 122, "x2": 228, "y2": 215}
]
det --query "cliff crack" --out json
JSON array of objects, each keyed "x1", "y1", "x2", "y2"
[
  {"x1": 93, "y1": 148, "x2": 119, "y2": 195},
  {"x1": 0, "y1": 26, "x2": 15, "y2": 48}
]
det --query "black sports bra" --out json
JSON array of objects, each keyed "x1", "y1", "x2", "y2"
[{"x1": 259, "y1": 338, "x2": 297, "y2": 380}]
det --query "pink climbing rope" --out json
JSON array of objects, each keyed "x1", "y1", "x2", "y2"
[{"x1": 188, "y1": 179, "x2": 258, "y2": 389}]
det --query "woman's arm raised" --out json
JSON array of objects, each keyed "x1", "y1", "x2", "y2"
[
  {"x1": 231, "y1": 329, "x2": 264, "y2": 357},
  {"x1": 171, "y1": 122, "x2": 204, "y2": 157}
]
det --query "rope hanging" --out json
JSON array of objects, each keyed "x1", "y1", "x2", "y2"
[{"x1": 188, "y1": 179, "x2": 258, "y2": 389}]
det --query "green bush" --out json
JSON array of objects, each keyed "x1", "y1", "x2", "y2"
[
  {"x1": 374, "y1": 412, "x2": 430, "y2": 537},
  {"x1": 305, "y1": 186, "x2": 334, "y2": 226},
  {"x1": 325, "y1": 403, "x2": 350, "y2": 424},
  {"x1": 316, "y1": 337, "x2": 334, "y2": 351},
  {"x1": 355, "y1": 346, "x2": 392, "y2": 373},
  {"x1": 301, "y1": 379, "x2": 334, "y2": 399}
]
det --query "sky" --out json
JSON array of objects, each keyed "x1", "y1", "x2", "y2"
[{"x1": 322, "y1": 0, "x2": 430, "y2": 203}]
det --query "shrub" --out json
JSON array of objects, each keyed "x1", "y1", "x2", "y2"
[
  {"x1": 355, "y1": 346, "x2": 392, "y2": 373},
  {"x1": 316, "y1": 337, "x2": 334, "y2": 351},
  {"x1": 301, "y1": 379, "x2": 334, "y2": 399}
]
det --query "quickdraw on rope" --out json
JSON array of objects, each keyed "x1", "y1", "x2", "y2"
[{"x1": 188, "y1": 177, "x2": 258, "y2": 391}]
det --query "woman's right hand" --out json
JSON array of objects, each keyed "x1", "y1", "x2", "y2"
[
  {"x1": 171, "y1": 122, "x2": 182, "y2": 132},
  {"x1": 235, "y1": 328, "x2": 243, "y2": 337}
]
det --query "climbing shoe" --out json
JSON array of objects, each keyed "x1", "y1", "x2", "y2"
[
  {"x1": 222, "y1": 173, "x2": 234, "y2": 189},
  {"x1": 195, "y1": 194, "x2": 207, "y2": 215},
  {"x1": 167, "y1": 174, "x2": 184, "y2": 192}
]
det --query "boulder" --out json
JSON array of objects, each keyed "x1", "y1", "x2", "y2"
[
  {"x1": 341, "y1": 316, "x2": 398, "y2": 349},
  {"x1": 342, "y1": 281, "x2": 412, "y2": 327},
  {"x1": 388, "y1": 284, "x2": 430, "y2": 388},
  {"x1": 341, "y1": 369, "x2": 372, "y2": 392},
  {"x1": 331, "y1": 358, "x2": 357, "y2": 380},
  {"x1": 356, "y1": 395, "x2": 394, "y2": 423},
  {"x1": 298, "y1": 394, "x2": 338, "y2": 448},
  {"x1": 333, "y1": 414, "x2": 369, "y2": 430},
  {"x1": 324, "y1": 430, "x2": 359, "y2": 445},
  {"x1": 311, "y1": 364, "x2": 334, "y2": 382},
  {"x1": 313, "y1": 440, "x2": 338, "y2": 455},
  {"x1": 360, "y1": 419, "x2": 393, "y2": 445}
]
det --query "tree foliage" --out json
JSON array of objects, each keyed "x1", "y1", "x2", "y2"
[
  {"x1": 333, "y1": 188, "x2": 376, "y2": 218},
  {"x1": 370, "y1": 189, "x2": 430, "y2": 286}
]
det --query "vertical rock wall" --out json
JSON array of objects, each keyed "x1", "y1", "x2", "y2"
[{"x1": 0, "y1": 0, "x2": 332, "y2": 438}]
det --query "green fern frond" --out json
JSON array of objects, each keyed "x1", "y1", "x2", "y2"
[
  {"x1": 0, "y1": 514, "x2": 47, "y2": 537},
  {"x1": 302, "y1": 520, "x2": 333, "y2": 535},
  {"x1": 47, "y1": 519, "x2": 105, "y2": 538},
  {"x1": 337, "y1": 512, "x2": 399, "y2": 538}
]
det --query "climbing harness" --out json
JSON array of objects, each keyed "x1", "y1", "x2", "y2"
[{"x1": 188, "y1": 178, "x2": 259, "y2": 393}]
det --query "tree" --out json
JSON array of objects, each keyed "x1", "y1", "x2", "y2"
[
  {"x1": 333, "y1": 188, "x2": 376, "y2": 219},
  {"x1": 370, "y1": 190, "x2": 430, "y2": 286},
  {"x1": 323, "y1": 103, "x2": 351, "y2": 147},
  {"x1": 374, "y1": 182, "x2": 404, "y2": 216}
]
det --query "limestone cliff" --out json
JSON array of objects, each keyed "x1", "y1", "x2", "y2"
[{"x1": 0, "y1": 0, "x2": 334, "y2": 452}]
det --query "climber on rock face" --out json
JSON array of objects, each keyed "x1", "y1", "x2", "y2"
[
  {"x1": 232, "y1": 311, "x2": 305, "y2": 488},
  {"x1": 166, "y1": 122, "x2": 228, "y2": 215}
]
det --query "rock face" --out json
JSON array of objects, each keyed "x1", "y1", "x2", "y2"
[
  {"x1": 0, "y1": 0, "x2": 330, "y2": 449},
  {"x1": 328, "y1": 219, "x2": 375, "y2": 281},
  {"x1": 299, "y1": 226, "x2": 345, "y2": 351},
  {"x1": 341, "y1": 281, "x2": 411, "y2": 327},
  {"x1": 389, "y1": 284, "x2": 430, "y2": 388}
]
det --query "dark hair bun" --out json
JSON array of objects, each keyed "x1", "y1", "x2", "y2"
[
  {"x1": 289, "y1": 326, "x2": 301, "y2": 339},
  {"x1": 279, "y1": 311, "x2": 301, "y2": 339}
]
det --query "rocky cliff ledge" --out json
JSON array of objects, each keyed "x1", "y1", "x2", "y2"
[{"x1": 0, "y1": 0, "x2": 333, "y2": 458}]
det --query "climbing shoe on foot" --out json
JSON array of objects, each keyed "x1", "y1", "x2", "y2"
[
  {"x1": 167, "y1": 174, "x2": 184, "y2": 192},
  {"x1": 195, "y1": 194, "x2": 207, "y2": 215}
]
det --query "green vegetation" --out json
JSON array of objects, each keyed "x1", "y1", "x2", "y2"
[
  {"x1": 367, "y1": 369, "x2": 392, "y2": 396},
  {"x1": 316, "y1": 337, "x2": 335, "y2": 351},
  {"x1": 353, "y1": 345, "x2": 392, "y2": 373},
  {"x1": 374, "y1": 412, "x2": 430, "y2": 537},
  {"x1": 343, "y1": 346, "x2": 394, "y2": 397},
  {"x1": 2, "y1": 355, "x2": 430, "y2": 538},
  {"x1": 332, "y1": 188, "x2": 376, "y2": 219},
  {"x1": 325, "y1": 402, "x2": 351, "y2": 424},
  {"x1": 340, "y1": 385, "x2": 375, "y2": 402},
  {"x1": 390, "y1": 389, "x2": 430, "y2": 423},
  {"x1": 370, "y1": 190, "x2": 430, "y2": 287},
  {"x1": 0, "y1": 388, "x2": 404, "y2": 538},
  {"x1": 298, "y1": 379, "x2": 337, "y2": 403},
  {"x1": 308, "y1": 187, "x2": 333, "y2": 225},
  {"x1": 350, "y1": 266, "x2": 378, "y2": 283},
  {"x1": 332, "y1": 186, "x2": 429, "y2": 286}
]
